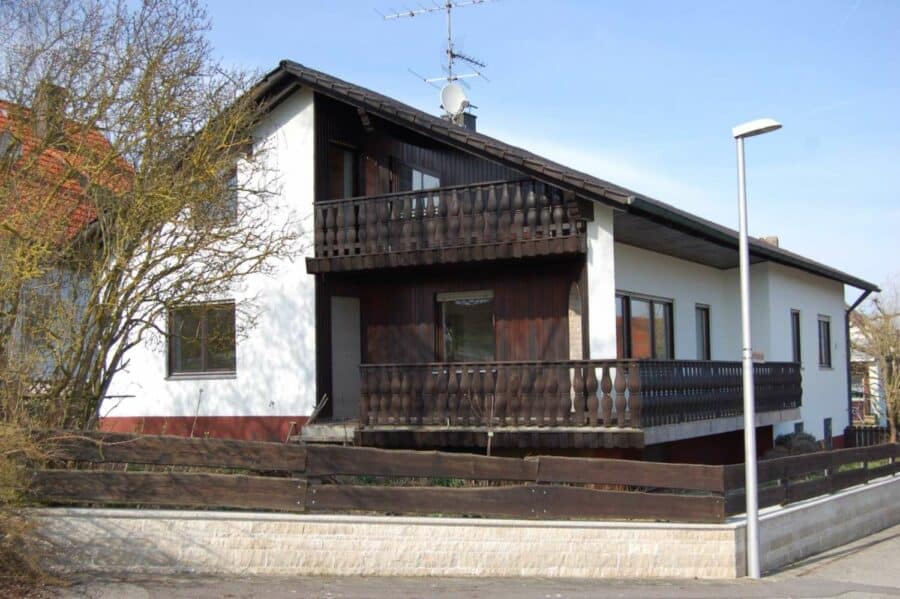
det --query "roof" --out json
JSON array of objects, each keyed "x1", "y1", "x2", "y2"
[
  {"x1": 0, "y1": 99, "x2": 128, "y2": 241},
  {"x1": 256, "y1": 60, "x2": 879, "y2": 292}
]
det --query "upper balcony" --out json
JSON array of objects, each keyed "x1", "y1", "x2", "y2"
[{"x1": 307, "y1": 179, "x2": 587, "y2": 273}]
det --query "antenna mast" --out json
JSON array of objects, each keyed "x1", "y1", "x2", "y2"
[{"x1": 381, "y1": 1, "x2": 489, "y2": 122}]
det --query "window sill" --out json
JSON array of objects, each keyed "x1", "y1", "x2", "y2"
[
  {"x1": 166, "y1": 372, "x2": 237, "y2": 381},
  {"x1": 819, "y1": 365, "x2": 834, "y2": 371}
]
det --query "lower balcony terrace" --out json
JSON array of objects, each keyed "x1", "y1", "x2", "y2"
[{"x1": 356, "y1": 359, "x2": 802, "y2": 450}]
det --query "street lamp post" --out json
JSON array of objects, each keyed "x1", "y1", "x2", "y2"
[{"x1": 732, "y1": 118, "x2": 782, "y2": 579}]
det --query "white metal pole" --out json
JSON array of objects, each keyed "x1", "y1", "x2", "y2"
[{"x1": 736, "y1": 135, "x2": 761, "y2": 579}]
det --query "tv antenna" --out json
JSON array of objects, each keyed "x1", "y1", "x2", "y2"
[{"x1": 380, "y1": 0, "x2": 489, "y2": 124}]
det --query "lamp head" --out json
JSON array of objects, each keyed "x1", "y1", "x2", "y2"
[{"x1": 732, "y1": 118, "x2": 782, "y2": 139}]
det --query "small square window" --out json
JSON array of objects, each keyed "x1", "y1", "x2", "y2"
[{"x1": 169, "y1": 302, "x2": 236, "y2": 376}]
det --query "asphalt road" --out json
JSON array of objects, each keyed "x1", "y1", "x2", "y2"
[{"x1": 47, "y1": 523, "x2": 900, "y2": 598}]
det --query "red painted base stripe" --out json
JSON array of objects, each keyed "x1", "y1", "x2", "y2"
[{"x1": 98, "y1": 415, "x2": 309, "y2": 442}]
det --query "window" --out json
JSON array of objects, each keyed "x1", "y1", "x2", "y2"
[
  {"x1": 327, "y1": 143, "x2": 356, "y2": 200},
  {"x1": 437, "y1": 291, "x2": 494, "y2": 362},
  {"x1": 396, "y1": 161, "x2": 440, "y2": 192},
  {"x1": 824, "y1": 417, "x2": 833, "y2": 450},
  {"x1": 615, "y1": 294, "x2": 673, "y2": 359},
  {"x1": 794, "y1": 422, "x2": 804, "y2": 434},
  {"x1": 695, "y1": 305, "x2": 710, "y2": 360},
  {"x1": 791, "y1": 310, "x2": 802, "y2": 364},
  {"x1": 168, "y1": 302, "x2": 236, "y2": 376},
  {"x1": 817, "y1": 316, "x2": 832, "y2": 367}
]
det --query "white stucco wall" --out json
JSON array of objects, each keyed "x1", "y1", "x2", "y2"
[
  {"x1": 103, "y1": 89, "x2": 317, "y2": 420},
  {"x1": 763, "y1": 262, "x2": 849, "y2": 440},
  {"x1": 586, "y1": 205, "x2": 617, "y2": 359},
  {"x1": 606, "y1": 242, "x2": 849, "y2": 442}
]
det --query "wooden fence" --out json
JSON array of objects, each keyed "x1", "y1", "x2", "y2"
[{"x1": 25, "y1": 432, "x2": 898, "y2": 524}]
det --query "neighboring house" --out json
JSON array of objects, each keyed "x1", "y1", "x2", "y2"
[
  {"x1": 849, "y1": 341, "x2": 887, "y2": 427},
  {"x1": 0, "y1": 87, "x2": 123, "y2": 379},
  {"x1": 102, "y1": 61, "x2": 878, "y2": 459}
]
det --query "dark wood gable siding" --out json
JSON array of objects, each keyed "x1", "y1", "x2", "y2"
[
  {"x1": 360, "y1": 261, "x2": 580, "y2": 364},
  {"x1": 314, "y1": 94, "x2": 520, "y2": 202}
]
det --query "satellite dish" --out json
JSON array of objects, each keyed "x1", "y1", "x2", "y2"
[{"x1": 441, "y1": 82, "x2": 469, "y2": 116}]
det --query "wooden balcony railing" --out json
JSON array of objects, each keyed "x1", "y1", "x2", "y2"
[
  {"x1": 359, "y1": 360, "x2": 801, "y2": 430},
  {"x1": 307, "y1": 179, "x2": 586, "y2": 273}
]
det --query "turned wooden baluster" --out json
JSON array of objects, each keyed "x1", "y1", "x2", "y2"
[
  {"x1": 324, "y1": 206, "x2": 336, "y2": 256},
  {"x1": 434, "y1": 190, "x2": 447, "y2": 247},
  {"x1": 315, "y1": 206, "x2": 325, "y2": 256},
  {"x1": 447, "y1": 190, "x2": 461, "y2": 244},
  {"x1": 498, "y1": 184, "x2": 512, "y2": 241},
  {"x1": 507, "y1": 367, "x2": 521, "y2": 426},
  {"x1": 492, "y1": 367, "x2": 506, "y2": 426},
  {"x1": 484, "y1": 186, "x2": 496, "y2": 243},
  {"x1": 600, "y1": 365, "x2": 613, "y2": 425},
  {"x1": 584, "y1": 365, "x2": 598, "y2": 426},
  {"x1": 447, "y1": 368, "x2": 460, "y2": 425},
  {"x1": 543, "y1": 366, "x2": 558, "y2": 425},
  {"x1": 424, "y1": 194, "x2": 437, "y2": 248},
  {"x1": 539, "y1": 185, "x2": 551, "y2": 237},
  {"x1": 551, "y1": 190, "x2": 564, "y2": 238},
  {"x1": 614, "y1": 364, "x2": 628, "y2": 427},
  {"x1": 557, "y1": 365, "x2": 571, "y2": 425},
  {"x1": 519, "y1": 366, "x2": 533, "y2": 425},
  {"x1": 525, "y1": 184, "x2": 538, "y2": 238},
  {"x1": 398, "y1": 195, "x2": 411, "y2": 252},
  {"x1": 422, "y1": 368, "x2": 436, "y2": 425},
  {"x1": 335, "y1": 204, "x2": 346, "y2": 256},
  {"x1": 628, "y1": 363, "x2": 641, "y2": 427},
  {"x1": 389, "y1": 368, "x2": 402, "y2": 425},
  {"x1": 346, "y1": 202, "x2": 357, "y2": 255},
  {"x1": 359, "y1": 368, "x2": 369, "y2": 424},
  {"x1": 398, "y1": 371, "x2": 411, "y2": 425},
  {"x1": 511, "y1": 183, "x2": 524, "y2": 241},
  {"x1": 481, "y1": 368, "x2": 493, "y2": 426},
  {"x1": 435, "y1": 369, "x2": 449, "y2": 425},
  {"x1": 375, "y1": 201, "x2": 388, "y2": 252},
  {"x1": 378, "y1": 367, "x2": 391, "y2": 425},
  {"x1": 365, "y1": 202, "x2": 377, "y2": 254},
  {"x1": 459, "y1": 368, "x2": 472, "y2": 426},
  {"x1": 530, "y1": 366, "x2": 544, "y2": 425},
  {"x1": 472, "y1": 187, "x2": 484, "y2": 244},
  {"x1": 572, "y1": 364, "x2": 585, "y2": 426}
]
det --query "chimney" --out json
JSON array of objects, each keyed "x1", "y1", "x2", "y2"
[
  {"x1": 462, "y1": 112, "x2": 477, "y2": 131},
  {"x1": 33, "y1": 81, "x2": 68, "y2": 143},
  {"x1": 760, "y1": 235, "x2": 780, "y2": 247}
]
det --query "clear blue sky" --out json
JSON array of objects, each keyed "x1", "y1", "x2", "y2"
[{"x1": 206, "y1": 0, "x2": 900, "y2": 295}]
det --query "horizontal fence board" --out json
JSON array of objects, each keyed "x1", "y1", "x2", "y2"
[
  {"x1": 30, "y1": 470, "x2": 306, "y2": 512},
  {"x1": 724, "y1": 483, "x2": 786, "y2": 515},
  {"x1": 867, "y1": 462, "x2": 897, "y2": 480},
  {"x1": 307, "y1": 484, "x2": 540, "y2": 519},
  {"x1": 307, "y1": 484, "x2": 724, "y2": 523},
  {"x1": 535, "y1": 456, "x2": 725, "y2": 492},
  {"x1": 863, "y1": 443, "x2": 897, "y2": 462},
  {"x1": 831, "y1": 467, "x2": 870, "y2": 492},
  {"x1": 531, "y1": 486, "x2": 725, "y2": 523},
  {"x1": 306, "y1": 445, "x2": 537, "y2": 481},
  {"x1": 39, "y1": 431, "x2": 307, "y2": 473},
  {"x1": 786, "y1": 476, "x2": 830, "y2": 504}
]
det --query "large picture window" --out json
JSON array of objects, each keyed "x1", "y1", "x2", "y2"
[
  {"x1": 616, "y1": 294, "x2": 673, "y2": 359},
  {"x1": 168, "y1": 302, "x2": 236, "y2": 376},
  {"x1": 437, "y1": 291, "x2": 494, "y2": 362}
]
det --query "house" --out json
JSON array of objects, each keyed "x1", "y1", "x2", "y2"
[
  {"x1": 0, "y1": 86, "x2": 126, "y2": 388},
  {"x1": 101, "y1": 61, "x2": 878, "y2": 460}
]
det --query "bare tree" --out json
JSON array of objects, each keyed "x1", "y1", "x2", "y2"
[
  {"x1": 852, "y1": 277, "x2": 900, "y2": 443},
  {"x1": 0, "y1": 0, "x2": 299, "y2": 430}
]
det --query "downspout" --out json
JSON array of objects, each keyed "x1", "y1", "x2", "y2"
[{"x1": 846, "y1": 289, "x2": 873, "y2": 431}]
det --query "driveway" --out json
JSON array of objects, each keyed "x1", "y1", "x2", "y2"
[{"x1": 48, "y1": 523, "x2": 900, "y2": 598}]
